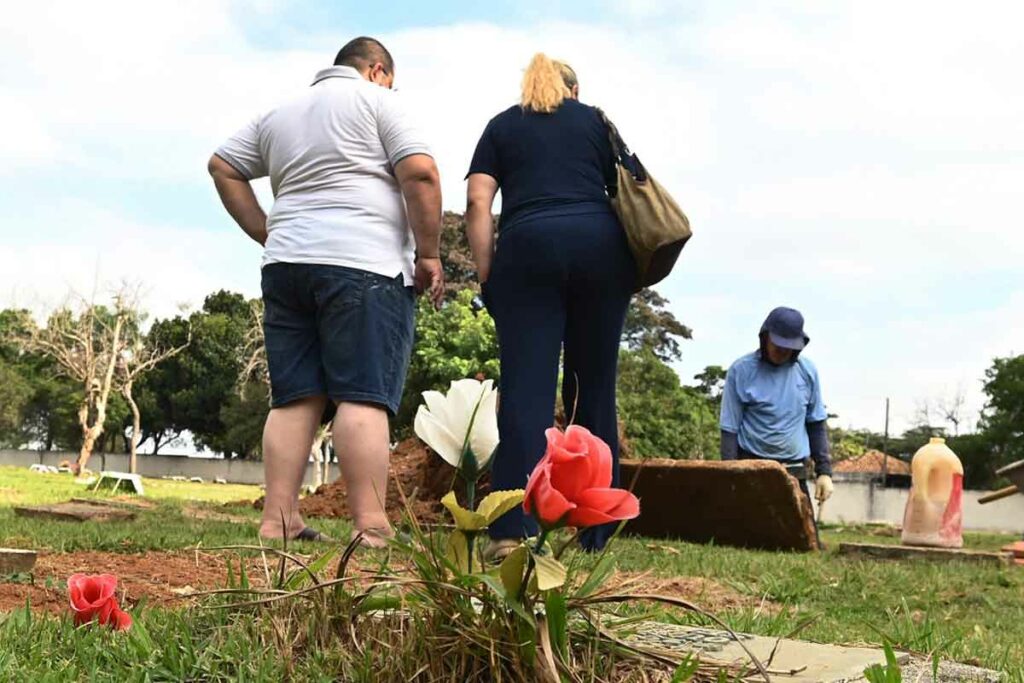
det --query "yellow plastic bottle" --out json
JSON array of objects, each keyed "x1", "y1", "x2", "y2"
[{"x1": 901, "y1": 437, "x2": 964, "y2": 548}]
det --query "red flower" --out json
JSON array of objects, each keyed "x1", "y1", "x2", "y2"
[
  {"x1": 524, "y1": 426, "x2": 640, "y2": 530},
  {"x1": 67, "y1": 574, "x2": 132, "y2": 630}
]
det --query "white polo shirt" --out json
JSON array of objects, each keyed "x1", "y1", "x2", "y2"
[{"x1": 216, "y1": 65, "x2": 432, "y2": 285}]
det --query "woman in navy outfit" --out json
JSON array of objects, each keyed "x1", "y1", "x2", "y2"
[{"x1": 464, "y1": 54, "x2": 636, "y2": 558}]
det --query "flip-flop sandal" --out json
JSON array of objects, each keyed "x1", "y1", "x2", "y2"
[
  {"x1": 482, "y1": 539, "x2": 522, "y2": 565},
  {"x1": 294, "y1": 526, "x2": 332, "y2": 542},
  {"x1": 351, "y1": 527, "x2": 394, "y2": 548}
]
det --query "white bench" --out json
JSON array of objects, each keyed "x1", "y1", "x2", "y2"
[{"x1": 92, "y1": 471, "x2": 145, "y2": 495}]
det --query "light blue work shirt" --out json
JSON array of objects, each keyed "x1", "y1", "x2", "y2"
[{"x1": 719, "y1": 351, "x2": 828, "y2": 462}]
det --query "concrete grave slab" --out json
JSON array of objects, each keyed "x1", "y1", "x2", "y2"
[
  {"x1": 69, "y1": 497, "x2": 156, "y2": 510},
  {"x1": 14, "y1": 502, "x2": 137, "y2": 523},
  {"x1": 620, "y1": 459, "x2": 818, "y2": 551},
  {"x1": 0, "y1": 548, "x2": 37, "y2": 574},
  {"x1": 621, "y1": 621, "x2": 907, "y2": 682},
  {"x1": 838, "y1": 542, "x2": 1012, "y2": 566}
]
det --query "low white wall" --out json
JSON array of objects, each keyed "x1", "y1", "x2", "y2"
[
  {"x1": 819, "y1": 479, "x2": 1024, "y2": 534},
  {"x1": 0, "y1": 449, "x2": 321, "y2": 486}
]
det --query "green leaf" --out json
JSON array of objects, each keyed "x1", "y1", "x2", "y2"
[
  {"x1": 441, "y1": 491, "x2": 487, "y2": 531},
  {"x1": 532, "y1": 552, "x2": 567, "y2": 591},
  {"x1": 574, "y1": 550, "x2": 615, "y2": 598},
  {"x1": 671, "y1": 654, "x2": 701, "y2": 682},
  {"x1": 446, "y1": 529, "x2": 470, "y2": 570},
  {"x1": 238, "y1": 555, "x2": 249, "y2": 590},
  {"x1": 476, "y1": 489, "x2": 525, "y2": 526},
  {"x1": 544, "y1": 591, "x2": 568, "y2": 662},
  {"x1": 285, "y1": 547, "x2": 339, "y2": 591},
  {"x1": 355, "y1": 592, "x2": 404, "y2": 614},
  {"x1": 479, "y1": 573, "x2": 536, "y2": 626},
  {"x1": 499, "y1": 545, "x2": 529, "y2": 597}
]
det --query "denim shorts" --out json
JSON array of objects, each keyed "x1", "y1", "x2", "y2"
[{"x1": 260, "y1": 263, "x2": 415, "y2": 414}]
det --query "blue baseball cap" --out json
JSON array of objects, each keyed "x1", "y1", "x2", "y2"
[{"x1": 760, "y1": 307, "x2": 809, "y2": 351}]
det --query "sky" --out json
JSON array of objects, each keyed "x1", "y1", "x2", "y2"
[{"x1": 1, "y1": 0, "x2": 1021, "y2": 436}]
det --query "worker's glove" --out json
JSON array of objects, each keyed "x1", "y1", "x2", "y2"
[{"x1": 815, "y1": 475, "x2": 834, "y2": 503}]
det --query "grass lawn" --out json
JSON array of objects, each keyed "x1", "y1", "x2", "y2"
[{"x1": 1, "y1": 464, "x2": 1022, "y2": 681}]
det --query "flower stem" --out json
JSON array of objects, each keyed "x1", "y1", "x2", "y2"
[
  {"x1": 533, "y1": 530, "x2": 550, "y2": 555},
  {"x1": 518, "y1": 530, "x2": 551, "y2": 602},
  {"x1": 466, "y1": 531, "x2": 476, "y2": 575},
  {"x1": 466, "y1": 478, "x2": 476, "y2": 511}
]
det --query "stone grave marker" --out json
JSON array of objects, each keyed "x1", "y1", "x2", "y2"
[
  {"x1": 14, "y1": 502, "x2": 137, "y2": 523},
  {"x1": 622, "y1": 621, "x2": 907, "y2": 682},
  {"x1": 0, "y1": 548, "x2": 37, "y2": 574},
  {"x1": 620, "y1": 459, "x2": 818, "y2": 551},
  {"x1": 839, "y1": 542, "x2": 1013, "y2": 566}
]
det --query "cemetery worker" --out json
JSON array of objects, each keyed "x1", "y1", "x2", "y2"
[
  {"x1": 464, "y1": 53, "x2": 634, "y2": 559},
  {"x1": 719, "y1": 307, "x2": 834, "y2": 513},
  {"x1": 208, "y1": 37, "x2": 444, "y2": 547}
]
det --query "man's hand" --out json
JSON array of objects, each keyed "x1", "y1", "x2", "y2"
[
  {"x1": 415, "y1": 257, "x2": 445, "y2": 308},
  {"x1": 815, "y1": 474, "x2": 834, "y2": 502}
]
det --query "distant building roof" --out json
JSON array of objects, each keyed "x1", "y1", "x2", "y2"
[{"x1": 834, "y1": 450, "x2": 911, "y2": 475}]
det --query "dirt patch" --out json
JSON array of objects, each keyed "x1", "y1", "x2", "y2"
[
  {"x1": 604, "y1": 571, "x2": 777, "y2": 616},
  {"x1": 0, "y1": 550, "x2": 266, "y2": 615}
]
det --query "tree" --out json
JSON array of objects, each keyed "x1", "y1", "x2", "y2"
[
  {"x1": 217, "y1": 381, "x2": 270, "y2": 459},
  {"x1": 937, "y1": 388, "x2": 968, "y2": 436},
  {"x1": 0, "y1": 309, "x2": 35, "y2": 444},
  {"x1": 623, "y1": 288, "x2": 693, "y2": 362},
  {"x1": 439, "y1": 212, "x2": 482, "y2": 297},
  {"x1": 693, "y1": 365, "x2": 726, "y2": 406},
  {"x1": 0, "y1": 363, "x2": 31, "y2": 441},
  {"x1": 117, "y1": 324, "x2": 190, "y2": 473},
  {"x1": 617, "y1": 348, "x2": 717, "y2": 459},
  {"x1": 396, "y1": 289, "x2": 500, "y2": 431},
  {"x1": 979, "y1": 354, "x2": 1024, "y2": 477},
  {"x1": 16, "y1": 290, "x2": 136, "y2": 471},
  {"x1": 139, "y1": 291, "x2": 252, "y2": 458},
  {"x1": 134, "y1": 315, "x2": 193, "y2": 454}
]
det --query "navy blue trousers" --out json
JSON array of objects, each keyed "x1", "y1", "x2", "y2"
[{"x1": 482, "y1": 211, "x2": 635, "y2": 551}]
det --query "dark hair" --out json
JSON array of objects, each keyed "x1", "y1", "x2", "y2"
[{"x1": 334, "y1": 37, "x2": 394, "y2": 73}]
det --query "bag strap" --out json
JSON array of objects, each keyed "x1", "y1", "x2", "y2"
[
  {"x1": 595, "y1": 107, "x2": 630, "y2": 162},
  {"x1": 595, "y1": 107, "x2": 648, "y2": 188}
]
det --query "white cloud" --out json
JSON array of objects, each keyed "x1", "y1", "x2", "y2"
[
  {"x1": 1, "y1": 1, "x2": 1022, "y2": 436},
  {"x1": 0, "y1": 201, "x2": 260, "y2": 321}
]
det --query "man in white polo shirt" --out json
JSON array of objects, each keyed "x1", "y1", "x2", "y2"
[{"x1": 208, "y1": 37, "x2": 444, "y2": 547}]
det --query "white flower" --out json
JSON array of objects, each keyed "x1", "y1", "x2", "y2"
[{"x1": 414, "y1": 378, "x2": 499, "y2": 475}]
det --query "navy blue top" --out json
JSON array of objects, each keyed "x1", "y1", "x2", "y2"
[{"x1": 467, "y1": 100, "x2": 616, "y2": 231}]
